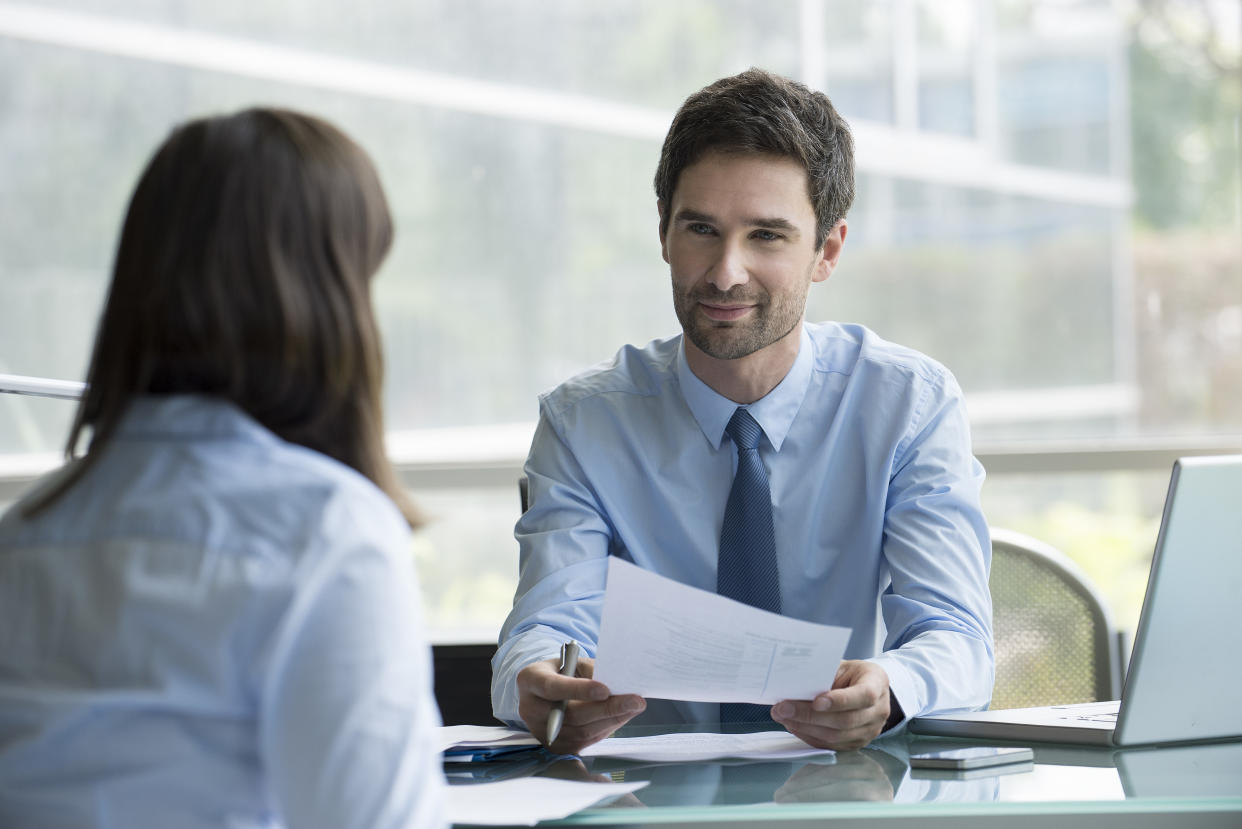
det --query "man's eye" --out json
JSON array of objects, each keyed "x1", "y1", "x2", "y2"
[
  {"x1": 754, "y1": 230, "x2": 782, "y2": 241},
  {"x1": 687, "y1": 223, "x2": 715, "y2": 235}
]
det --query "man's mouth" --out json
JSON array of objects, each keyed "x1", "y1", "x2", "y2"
[{"x1": 698, "y1": 301, "x2": 756, "y2": 322}]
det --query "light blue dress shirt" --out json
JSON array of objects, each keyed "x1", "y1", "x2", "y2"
[
  {"x1": 492, "y1": 322, "x2": 993, "y2": 729},
  {"x1": 0, "y1": 396, "x2": 445, "y2": 829}
]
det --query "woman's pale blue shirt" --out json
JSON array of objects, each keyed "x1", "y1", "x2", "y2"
[{"x1": 0, "y1": 395, "x2": 445, "y2": 829}]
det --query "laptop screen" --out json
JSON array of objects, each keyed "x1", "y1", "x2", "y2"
[{"x1": 1114, "y1": 455, "x2": 1242, "y2": 745}]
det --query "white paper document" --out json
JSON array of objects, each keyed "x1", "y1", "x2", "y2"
[
  {"x1": 437, "y1": 724, "x2": 539, "y2": 754},
  {"x1": 581, "y1": 730, "x2": 835, "y2": 763},
  {"x1": 445, "y1": 777, "x2": 648, "y2": 826},
  {"x1": 593, "y1": 557, "x2": 851, "y2": 704}
]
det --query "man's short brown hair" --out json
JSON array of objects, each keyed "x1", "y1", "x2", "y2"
[{"x1": 654, "y1": 68, "x2": 855, "y2": 248}]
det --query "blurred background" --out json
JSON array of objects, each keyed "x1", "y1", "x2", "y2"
[{"x1": 1, "y1": 0, "x2": 1239, "y2": 645}]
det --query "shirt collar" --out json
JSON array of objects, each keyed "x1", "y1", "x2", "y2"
[
  {"x1": 113, "y1": 394, "x2": 277, "y2": 445},
  {"x1": 676, "y1": 324, "x2": 814, "y2": 452}
]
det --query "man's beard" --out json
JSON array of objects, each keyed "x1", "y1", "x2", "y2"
[{"x1": 673, "y1": 284, "x2": 805, "y2": 360}]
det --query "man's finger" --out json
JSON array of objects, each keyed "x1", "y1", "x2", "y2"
[
  {"x1": 775, "y1": 699, "x2": 875, "y2": 731},
  {"x1": 518, "y1": 659, "x2": 609, "y2": 702},
  {"x1": 566, "y1": 694, "x2": 645, "y2": 728},
  {"x1": 816, "y1": 661, "x2": 887, "y2": 711},
  {"x1": 816, "y1": 682, "x2": 881, "y2": 712},
  {"x1": 549, "y1": 696, "x2": 646, "y2": 754},
  {"x1": 783, "y1": 720, "x2": 880, "y2": 752},
  {"x1": 539, "y1": 673, "x2": 610, "y2": 702}
]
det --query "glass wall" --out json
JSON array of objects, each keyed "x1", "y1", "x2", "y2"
[{"x1": 2, "y1": 0, "x2": 1238, "y2": 642}]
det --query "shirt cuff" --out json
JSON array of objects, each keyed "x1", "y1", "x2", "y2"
[
  {"x1": 867, "y1": 653, "x2": 923, "y2": 733},
  {"x1": 491, "y1": 634, "x2": 563, "y2": 724}
]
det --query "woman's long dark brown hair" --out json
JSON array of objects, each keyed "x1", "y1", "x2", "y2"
[{"x1": 27, "y1": 107, "x2": 421, "y2": 526}]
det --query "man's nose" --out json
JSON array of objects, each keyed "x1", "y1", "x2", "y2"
[{"x1": 705, "y1": 240, "x2": 749, "y2": 292}]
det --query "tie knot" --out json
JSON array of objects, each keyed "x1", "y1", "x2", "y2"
[{"x1": 725, "y1": 408, "x2": 762, "y2": 452}]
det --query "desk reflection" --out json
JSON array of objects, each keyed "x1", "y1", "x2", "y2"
[
  {"x1": 1116, "y1": 741, "x2": 1242, "y2": 798},
  {"x1": 537, "y1": 741, "x2": 1000, "y2": 808},
  {"x1": 446, "y1": 728, "x2": 1242, "y2": 827},
  {"x1": 775, "y1": 750, "x2": 904, "y2": 802}
]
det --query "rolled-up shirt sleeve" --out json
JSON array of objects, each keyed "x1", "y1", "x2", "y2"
[
  {"x1": 490, "y1": 405, "x2": 615, "y2": 725},
  {"x1": 868, "y1": 371, "x2": 993, "y2": 727}
]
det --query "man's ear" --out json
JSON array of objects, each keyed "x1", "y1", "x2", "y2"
[
  {"x1": 657, "y1": 199, "x2": 670, "y2": 264},
  {"x1": 812, "y1": 220, "x2": 847, "y2": 283}
]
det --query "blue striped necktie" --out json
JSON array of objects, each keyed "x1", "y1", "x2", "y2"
[{"x1": 717, "y1": 407, "x2": 780, "y2": 724}]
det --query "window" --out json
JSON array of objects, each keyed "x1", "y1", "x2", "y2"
[{"x1": 2, "y1": 0, "x2": 1238, "y2": 642}]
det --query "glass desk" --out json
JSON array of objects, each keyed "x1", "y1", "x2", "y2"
[{"x1": 448, "y1": 725, "x2": 1242, "y2": 828}]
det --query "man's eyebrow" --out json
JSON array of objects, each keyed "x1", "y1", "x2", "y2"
[
  {"x1": 748, "y1": 216, "x2": 799, "y2": 232},
  {"x1": 673, "y1": 208, "x2": 717, "y2": 225},
  {"x1": 673, "y1": 209, "x2": 800, "y2": 232}
]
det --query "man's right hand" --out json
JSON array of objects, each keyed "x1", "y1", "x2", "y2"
[{"x1": 516, "y1": 655, "x2": 646, "y2": 755}]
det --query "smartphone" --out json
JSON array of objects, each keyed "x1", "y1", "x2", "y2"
[
  {"x1": 910, "y1": 760, "x2": 1035, "y2": 782},
  {"x1": 909, "y1": 746, "x2": 1034, "y2": 770}
]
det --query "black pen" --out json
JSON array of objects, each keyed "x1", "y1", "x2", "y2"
[{"x1": 545, "y1": 640, "x2": 580, "y2": 745}]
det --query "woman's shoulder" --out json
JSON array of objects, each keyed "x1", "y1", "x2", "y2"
[{"x1": 2, "y1": 401, "x2": 408, "y2": 569}]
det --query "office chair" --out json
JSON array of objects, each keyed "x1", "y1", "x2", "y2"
[
  {"x1": 989, "y1": 528, "x2": 1119, "y2": 710},
  {"x1": 432, "y1": 643, "x2": 501, "y2": 726}
]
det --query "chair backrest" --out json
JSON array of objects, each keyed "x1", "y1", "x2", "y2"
[
  {"x1": 989, "y1": 528, "x2": 1119, "y2": 709},
  {"x1": 432, "y1": 643, "x2": 500, "y2": 726}
]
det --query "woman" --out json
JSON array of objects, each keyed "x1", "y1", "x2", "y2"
[{"x1": 0, "y1": 109, "x2": 445, "y2": 828}]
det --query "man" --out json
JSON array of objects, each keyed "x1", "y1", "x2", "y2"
[{"x1": 491, "y1": 68, "x2": 993, "y2": 754}]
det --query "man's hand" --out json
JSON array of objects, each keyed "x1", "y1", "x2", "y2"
[
  {"x1": 771, "y1": 660, "x2": 894, "y2": 751},
  {"x1": 516, "y1": 655, "x2": 646, "y2": 755}
]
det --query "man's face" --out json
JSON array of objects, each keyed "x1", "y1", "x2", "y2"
[{"x1": 660, "y1": 151, "x2": 843, "y2": 361}]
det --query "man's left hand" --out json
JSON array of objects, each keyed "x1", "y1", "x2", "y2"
[{"x1": 771, "y1": 660, "x2": 895, "y2": 751}]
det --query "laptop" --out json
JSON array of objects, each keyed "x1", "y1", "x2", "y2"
[{"x1": 910, "y1": 454, "x2": 1242, "y2": 747}]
